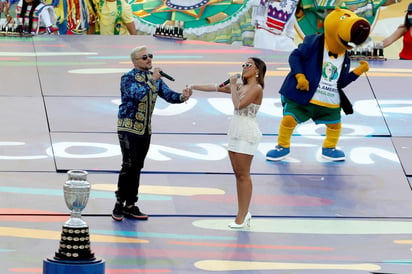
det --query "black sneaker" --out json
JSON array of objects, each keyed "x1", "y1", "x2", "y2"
[
  {"x1": 123, "y1": 205, "x2": 148, "y2": 220},
  {"x1": 112, "y1": 202, "x2": 124, "y2": 221}
]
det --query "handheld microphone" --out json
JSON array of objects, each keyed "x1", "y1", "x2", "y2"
[
  {"x1": 218, "y1": 74, "x2": 241, "y2": 87},
  {"x1": 159, "y1": 71, "x2": 175, "y2": 81}
]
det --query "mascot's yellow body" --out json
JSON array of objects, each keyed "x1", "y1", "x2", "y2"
[{"x1": 266, "y1": 7, "x2": 370, "y2": 162}]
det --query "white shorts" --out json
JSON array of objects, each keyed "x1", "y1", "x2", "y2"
[{"x1": 253, "y1": 28, "x2": 296, "y2": 52}]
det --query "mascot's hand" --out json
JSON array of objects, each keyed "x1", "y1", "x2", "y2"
[
  {"x1": 295, "y1": 73, "x2": 309, "y2": 91},
  {"x1": 353, "y1": 60, "x2": 369, "y2": 76}
]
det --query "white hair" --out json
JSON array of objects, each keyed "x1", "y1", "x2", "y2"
[{"x1": 130, "y1": 46, "x2": 147, "y2": 60}]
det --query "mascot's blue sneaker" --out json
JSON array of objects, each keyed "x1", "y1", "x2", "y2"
[
  {"x1": 266, "y1": 145, "x2": 290, "y2": 161},
  {"x1": 322, "y1": 148, "x2": 345, "y2": 161}
]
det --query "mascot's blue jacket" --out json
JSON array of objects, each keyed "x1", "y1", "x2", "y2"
[{"x1": 279, "y1": 34, "x2": 360, "y2": 106}]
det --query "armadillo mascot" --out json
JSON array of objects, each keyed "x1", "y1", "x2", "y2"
[{"x1": 266, "y1": 7, "x2": 370, "y2": 162}]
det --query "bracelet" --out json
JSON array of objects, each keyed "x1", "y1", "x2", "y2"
[{"x1": 215, "y1": 83, "x2": 218, "y2": 91}]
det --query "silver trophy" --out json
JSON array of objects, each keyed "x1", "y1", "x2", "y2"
[
  {"x1": 63, "y1": 170, "x2": 90, "y2": 228},
  {"x1": 55, "y1": 170, "x2": 95, "y2": 261}
]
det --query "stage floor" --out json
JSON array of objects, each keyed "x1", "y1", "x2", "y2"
[{"x1": 1, "y1": 35, "x2": 412, "y2": 273}]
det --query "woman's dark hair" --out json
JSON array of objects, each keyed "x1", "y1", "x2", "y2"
[
  {"x1": 247, "y1": 57, "x2": 267, "y2": 89},
  {"x1": 20, "y1": 0, "x2": 41, "y2": 32},
  {"x1": 404, "y1": 3, "x2": 412, "y2": 28}
]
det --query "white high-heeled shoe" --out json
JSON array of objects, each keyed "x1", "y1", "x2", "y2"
[{"x1": 228, "y1": 212, "x2": 251, "y2": 229}]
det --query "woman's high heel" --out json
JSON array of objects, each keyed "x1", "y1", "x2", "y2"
[{"x1": 228, "y1": 212, "x2": 251, "y2": 229}]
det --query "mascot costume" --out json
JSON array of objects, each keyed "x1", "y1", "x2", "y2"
[{"x1": 266, "y1": 7, "x2": 370, "y2": 162}]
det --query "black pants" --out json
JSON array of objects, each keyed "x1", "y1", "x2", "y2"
[{"x1": 115, "y1": 131, "x2": 151, "y2": 205}]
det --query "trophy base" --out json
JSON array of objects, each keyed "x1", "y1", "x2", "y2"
[
  {"x1": 43, "y1": 257, "x2": 105, "y2": 274},
  {"x1": 54, "y1": 225, "x2": 95, "y2": 261}
]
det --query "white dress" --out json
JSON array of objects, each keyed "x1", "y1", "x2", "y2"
[
  {"x1": 251, "y1": 0, "x2": 298, "y2": 52},
  {"x1": 227, "y1": 103, "x2": 262, "y2": 155}
]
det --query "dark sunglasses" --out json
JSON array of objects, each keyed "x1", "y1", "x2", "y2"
[
  {"x1": 242, "y1": 63, "x2": 253, "y2": 68},
  {"x1": 137, "y1": 53, "x2": 153, "y2": 60}
]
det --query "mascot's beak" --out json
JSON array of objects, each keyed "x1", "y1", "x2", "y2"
[{"x1": 350, "y1": 19, "x2": 370, "y2": 45}]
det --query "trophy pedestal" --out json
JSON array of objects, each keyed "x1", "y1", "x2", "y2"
[
  {"x1": 43, "y1": 257, "x2": 105, "y2": 274},
  {"x1": 43, "y1": 223, "x2": 105, "y2": 273}
]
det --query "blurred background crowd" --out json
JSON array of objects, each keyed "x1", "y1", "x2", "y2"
[{"x1": 0, "y1": 0, "x2": 410, "y2": 59}]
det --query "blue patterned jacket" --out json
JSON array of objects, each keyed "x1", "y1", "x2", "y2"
[{"x1": 117, "y1": 68, "x2": 184, "y2": 135}]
